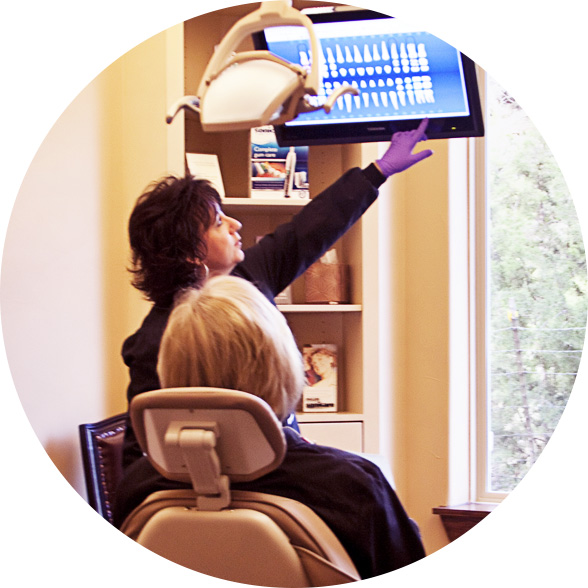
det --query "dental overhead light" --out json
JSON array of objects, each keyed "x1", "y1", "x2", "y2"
[{"x1": 166, "y1": 1, "x2": 358, "y2": 131}]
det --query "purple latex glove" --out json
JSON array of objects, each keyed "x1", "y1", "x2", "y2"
[{"x1": 375, "y1": 118, "x2": 434, "y2": 177}]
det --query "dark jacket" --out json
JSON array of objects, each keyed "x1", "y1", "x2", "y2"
[
  {"x1": 120, "y1": 165, "x2": 384, "y2": 469},
  {"x1": 113, "y1": 427, "x2": 425, "y2": 579}
]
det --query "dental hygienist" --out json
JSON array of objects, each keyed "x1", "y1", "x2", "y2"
[{"x1": 119, "y1": 118, "x2": 433, "y2": 473}]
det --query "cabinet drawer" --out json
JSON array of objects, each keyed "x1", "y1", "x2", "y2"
[{"x1": 298, "y1": 421, "x2": 363, "y2": 453}]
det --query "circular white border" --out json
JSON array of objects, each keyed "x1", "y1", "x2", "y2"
[{"x1": 1, "y1": 1, "x2": 586, "y2": 586}]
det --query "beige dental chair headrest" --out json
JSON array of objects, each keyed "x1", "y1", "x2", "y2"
[{"x1": 131, "y1": 387, "x2": 286, "y2": 510}]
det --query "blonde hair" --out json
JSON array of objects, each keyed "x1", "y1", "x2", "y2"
[{"x1": 157, "y1": 275, "x2": 304, "y2": 420}]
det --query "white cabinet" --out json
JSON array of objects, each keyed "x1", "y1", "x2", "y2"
[{"x1": 298, "y1": 421, "x2": 363, "y2": 453}]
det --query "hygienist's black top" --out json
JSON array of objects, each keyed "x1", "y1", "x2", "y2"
[
  {"x1": 120, "y1": 165, "x2": 385, "y2": 470},
  {"x1": 113, "y1": 427, "x2": 426, "y2": 580}
]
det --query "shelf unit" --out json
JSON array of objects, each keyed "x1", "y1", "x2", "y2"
[
  {"x1": 181, "y1": 4, "x2": 385, "y2": 454},
  {"x1": 277, "y1": 304, "x2": 362, "y2": 313},
  {"x1": 218, "y1": 198, "x2": 308, "y2": 213}
]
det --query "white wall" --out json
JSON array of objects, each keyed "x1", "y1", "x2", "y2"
[
  {"x1": 0, "y1": 25, "x2": 184, "y2": 496},
  {"x1": 1, "y1": 79, "x2": 106, "y2": 494}
]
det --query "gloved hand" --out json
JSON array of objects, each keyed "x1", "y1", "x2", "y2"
[{"x1": 375, "y1": 118, "x2": 434, "y2": 177}]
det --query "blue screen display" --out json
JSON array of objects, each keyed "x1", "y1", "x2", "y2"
[{"x1": 264, "y1": 17, "x2": 469, "y2": 127}]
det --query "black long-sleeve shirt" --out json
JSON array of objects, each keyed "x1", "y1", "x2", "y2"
[
  {"x1": 120, "y1": 165, "x2": 383, "y2": 469},
  {"x1": 113, "y1": 427, "x2": 425, "y2": 579}
]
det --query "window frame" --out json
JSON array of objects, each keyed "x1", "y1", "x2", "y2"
[
  {"x1": 449, "y1": 63, "x2": 583, "y2": 515},
  {"x1": 450, "y1": 68, "x2": 507, "y2": 504},
  {"x1": 471, "y1": 89, "x2": 507, "y2": 502}
]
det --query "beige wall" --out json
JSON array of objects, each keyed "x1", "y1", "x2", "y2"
[
  {"x1": 100, "y1": 25, "x2": 185, "y2": 417},
  {"x1": 0, "y1": 17, "x2": 452, "y2": 554},
  {"x1": 1, "y1": 25, "x2": 184, "y2": 495},
  {"x1": 2, "y1": 67, "x2": 106, "y2": 493},
  {"x1": 389, "y1": 140, "x2": 452, "y2": 555}
]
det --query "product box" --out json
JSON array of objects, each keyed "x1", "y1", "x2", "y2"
[
  {"x1": 302, "y1": 344, "x2": 338, "y2": 412},
  {"x1": 186, "y1": 153, "x2": 225, "y2": 197},
  {"x1": 305, "y1": 250, "x2": 350, "y2": 304},
  {"x1": 305, "y1": 263, "x2": 350, "y2": 304},
  {"x1": 250, "y1": 126, "x2": 309, "y2": 199}
]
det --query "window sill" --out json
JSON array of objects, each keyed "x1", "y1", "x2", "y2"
[{"x1": 432, "y1": 503, "x2": 498, "y2": 542}]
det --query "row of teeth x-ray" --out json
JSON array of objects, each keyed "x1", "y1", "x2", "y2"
[
  {"x1": 302, "y1": 40, "x2": 435, "y2": 114},
  {"x1": 266, "y1": 30, "x2": 468, "y2": 124}
]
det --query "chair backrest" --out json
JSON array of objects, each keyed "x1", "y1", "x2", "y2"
[
  {"x1": 78, "y1": 413, "x2": 127, "y2": 524},
  {"x1": 124, "y1": 387, "x2": 360, "y2": 585}
]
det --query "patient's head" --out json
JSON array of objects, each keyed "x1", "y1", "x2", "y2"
[{"x1": 157, "y1": 275, "x2": 304, "y2": 420}]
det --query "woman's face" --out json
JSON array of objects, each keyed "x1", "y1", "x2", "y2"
[
  {"x1": 311, "y1": 351, "x2": 334, "y2": 377},
  {"x1": 203, "y1": 205, "x2": 244, "y2": 275}
]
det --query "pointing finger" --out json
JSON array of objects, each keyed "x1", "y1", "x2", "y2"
[{"x1": 416, "y1": 118, "x2": 429, "y2": 138}]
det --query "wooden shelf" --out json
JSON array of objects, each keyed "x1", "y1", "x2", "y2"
[
  {"x1": 277, "y1": 304, "x2": 362, "y2": 313},
  {"x1": 222, "y1": 197, "x2": 309, "y2": 213},
  {"x1": 432, "y1": 503, "x2": 499, "y2": 541},
  {"x1": 296, "y1": 412, "x2": 364, "y2": 423}
]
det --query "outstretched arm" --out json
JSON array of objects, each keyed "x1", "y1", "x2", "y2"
[{"x1": 375, "y1": 118, "x2": 434, "y2": 178}]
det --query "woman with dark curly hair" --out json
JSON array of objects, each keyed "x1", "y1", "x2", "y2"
[
  {"x1": 120, "y1": 120, "x2": 433, "y2": 471},
  {"x1": 127, "y1": 176, "x2": 223, "y2": 308}
]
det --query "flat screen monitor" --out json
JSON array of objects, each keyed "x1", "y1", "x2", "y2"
[{"x1": 253, "y1": 8, "x2": 484, "y2": 145}]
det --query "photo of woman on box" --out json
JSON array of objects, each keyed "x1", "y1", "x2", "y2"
[{"x1": 309, "y1": 345, "x2": 338, "y2": 390}]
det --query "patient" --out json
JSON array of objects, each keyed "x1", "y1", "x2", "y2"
[{"x1": 113, "y1": 275, "x2": 425, "y2": 579}]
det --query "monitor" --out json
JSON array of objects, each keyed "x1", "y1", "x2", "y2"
[{"x1": 253, "y1": 8, "x2": 484, "y2": 145}]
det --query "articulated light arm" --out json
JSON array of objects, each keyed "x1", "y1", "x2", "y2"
[
  {"x1": 296, "y1": 85, "x2": 360, "y2": 116},
  {"x1": 197, "y1": 1, "x2": 321, "y2": 99},
  {"x1": 166, "y1": 0, "x2": 356, "y2": 131},
  {"x1": 166, "y1": 96, "x2": 200, "y2": 124}
]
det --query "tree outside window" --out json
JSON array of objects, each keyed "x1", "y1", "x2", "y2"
[{"x1": 486, "y1": 77, "x2": 587, "y2": 492}]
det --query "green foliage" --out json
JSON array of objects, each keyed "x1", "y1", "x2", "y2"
[{"x1": 486, "y1": 78, "x2": 586, "y2": 492}]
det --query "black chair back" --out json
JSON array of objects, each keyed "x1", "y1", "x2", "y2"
[{"x1": 79, "y1": 413, "x2": 127, "y2": 524}]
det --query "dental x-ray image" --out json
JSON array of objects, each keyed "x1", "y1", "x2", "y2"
[
  {"x1": 266, "y1": 26, "x2": 469, "y2": 124},
  {"x1": 254, "y1": 9, "x2": 484, "y2": 144}
]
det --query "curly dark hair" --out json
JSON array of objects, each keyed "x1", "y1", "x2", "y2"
[{"x1": 127, "y1": 175, "x2": 222, "y2": 307}]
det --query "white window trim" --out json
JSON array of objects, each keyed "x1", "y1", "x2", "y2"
[
  {"x1": 472, "y1": 130, "x2": 506, "y2": 503},
  {"x1": 448, "y1": 136, "x2": 471, "y2": 506},
  {"x1": 448, "y1": 68, "x2": 506, "y2": 505}
]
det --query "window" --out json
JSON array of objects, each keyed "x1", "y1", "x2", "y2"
[{"x1": 474, "y1": 75, "x2": 586, "y2": 499}]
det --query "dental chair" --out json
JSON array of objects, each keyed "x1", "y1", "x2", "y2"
[
  {"x1": 120, "y1": 387, "x2": 360, "y2": 586},
  {"x1": 166, "y1": 1, "x2": 358, "y2": 131}
]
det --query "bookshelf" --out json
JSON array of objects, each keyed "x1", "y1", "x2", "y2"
[{"x1": 180, "y1": 3, "x2": 385, "y2": 454}]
